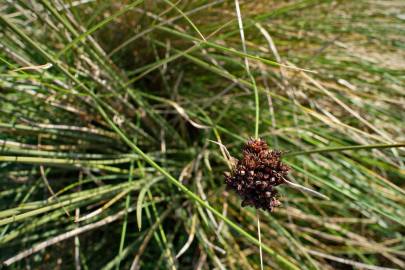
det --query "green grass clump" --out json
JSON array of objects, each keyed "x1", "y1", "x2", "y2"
[{"x1": 0, "y1": 0, "x2": 404, "y2": 269}]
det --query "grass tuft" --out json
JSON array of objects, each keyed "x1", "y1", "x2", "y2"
[{"x1": 1, "y1": 0, "x2": 404, "y2": 269}]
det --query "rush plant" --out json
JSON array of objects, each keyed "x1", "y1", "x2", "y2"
[{"x1": 0, "y1": 1, "x2": 404, "y2": 269}]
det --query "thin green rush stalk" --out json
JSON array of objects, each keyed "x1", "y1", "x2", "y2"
[
  {"x1": 0, "y1": 14, "x2": 299, "y2": 270},
  {"x1": 285, "y1": 143, "x2": 405, "y2": 157},
  {"x1": 116, "y1": 161, "x2": 134, "y2": 270},
  {"x1": 161, "y1": 0, "x2": 206, "y2": 42},
  {"x1": 252, "y1": 75, "x2": 260, "y2": 140},
  {"x1": 0, "y1": 156, "x2": 133, "y2": 165},
  {"x1": 234, "y1": 1, "x2": 262, "y2": 269}
]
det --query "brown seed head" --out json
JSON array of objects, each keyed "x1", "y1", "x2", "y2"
[{"x1": 224, "y1": 138, "x2": 289, "y2": 212}]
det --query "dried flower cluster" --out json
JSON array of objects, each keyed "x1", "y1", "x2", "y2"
[{"x1": 224, "y1": 138, "x2": 289, "y2": 212}]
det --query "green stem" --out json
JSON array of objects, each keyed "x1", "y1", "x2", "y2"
[
  {"x1": 285, "y1": 143, "x2": 405, "y2": 157},
  {"x1": 116, "y1": 161, "x2": 134, "y2": 270},
  {"x1": 252, "y1": 74, "x2": 260, "y2": 139},
  {"x1": 0, "y1": 156, "x2": 132, "y2": 165}
]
